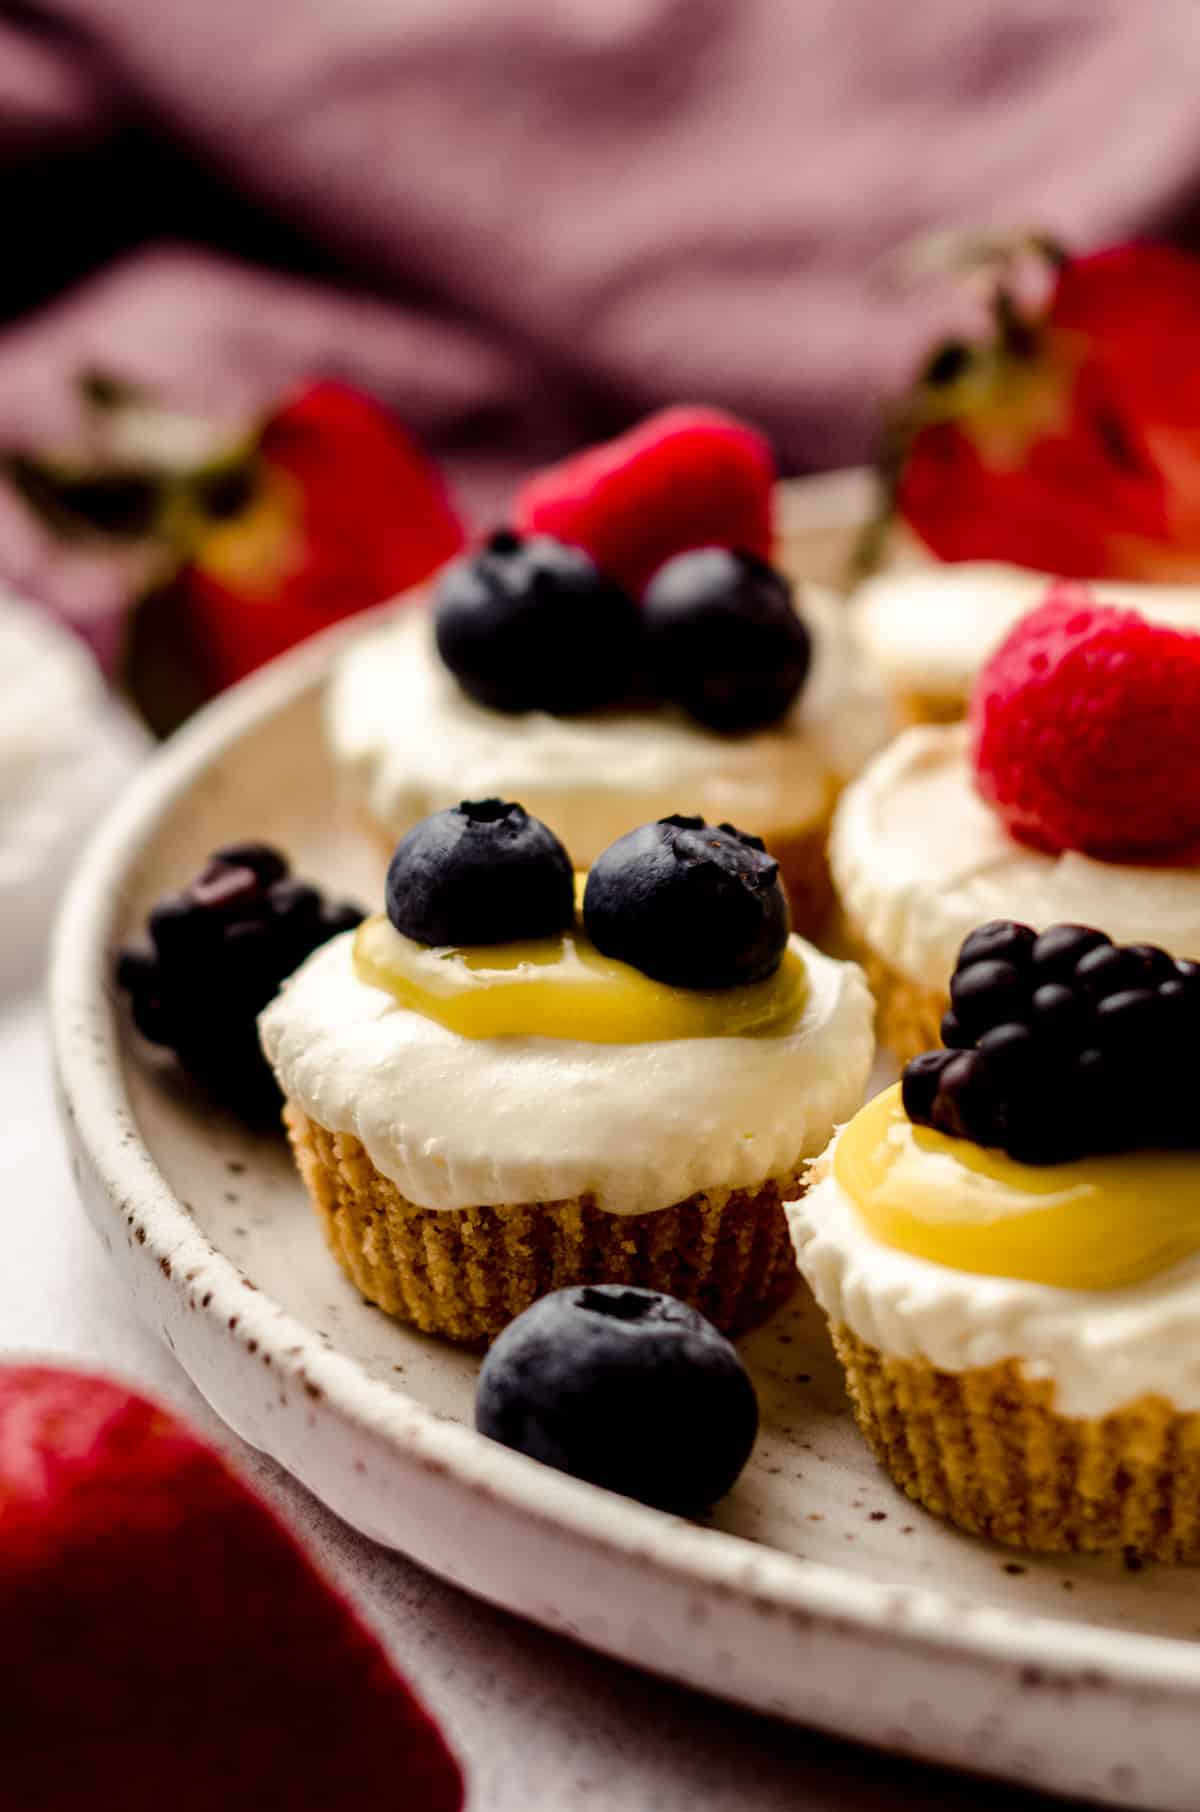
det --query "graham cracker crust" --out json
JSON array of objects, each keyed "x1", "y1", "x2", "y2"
[
  {"x1": 286, "y1": 1105, "x2": 799, "y2": 1346},
  {"x1": 830, "y1": 1323, "x2": 1200, "y2": 1560}
]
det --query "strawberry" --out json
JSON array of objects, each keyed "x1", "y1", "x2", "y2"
[
  {"x1": 0, "y1": 1364, "x2": 463, "y2": 1812},
  {"x1": 181, "y1": 380, "x2": 466, "y2": 690},
  {"x1": 971, "y1": 587, "x2": 1200, "y2": 862},
  {"x1": 513, "y1": 405, "x2": 774, "y2": 596},
  {"x1": 884, "y1": 238, "x2": 1200, "y2": 582}
]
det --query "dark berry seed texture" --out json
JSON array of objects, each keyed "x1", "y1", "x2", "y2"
[
  {"x1": 903, "y1": 921, "x2": 1198, "y2": 1164},
  {"x1": 117, "y1": 844, "x2": 363, "y2": 1122}
]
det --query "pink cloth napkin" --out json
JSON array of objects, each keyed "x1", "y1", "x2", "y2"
[{"x1": 4, "y1": 0, "x2": 1200, "y2": 643}]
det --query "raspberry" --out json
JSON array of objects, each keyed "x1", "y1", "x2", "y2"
[
  {"x1": 513, "y1": 405, "x2": 774, "y2": 598},
  {"x1": 901, "y1": 920, "x2": 1200, "y2": 1163},
  {"x1": 971, "y1": 587, "x2": 1200, "y2": 861}
]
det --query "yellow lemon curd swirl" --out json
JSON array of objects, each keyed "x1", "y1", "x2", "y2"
[
  {"x1": 353, "y1": 913, "x2": 807, "y2": 1043},
  {"x1": 834, "y1": 1084, "x2": 1200, "y2": 1291}
]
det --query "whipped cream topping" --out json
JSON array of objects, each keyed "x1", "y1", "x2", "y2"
[
  {"x1": 850, "y1": 562, "x2": 1200, "y2": 705},
  {"x1": 260, "y1": 932, "x2": 874, "y2": 1214},
  {"x1": 326, "y1": 585, "x2": 894, "y2": 862},
  {"x1": 831, "y1": 724, "x2": 1200, "y2": 992},
  {"x1": 789, "y1": 1136, "x2": 1200, "y2": 1418}
]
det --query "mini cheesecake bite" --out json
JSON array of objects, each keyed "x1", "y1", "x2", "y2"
[
  {"x1": 789, "y1": 920, "x2": 1200, "y2": 1561},
  {"x1": 326, "y1": 409, "x2": 895, "y2": 936},
  {"x1": 832, "y1": 591, "x2": 1200, "y2": 1059},
  {"x1": 260, "y1": 799, "x2": 874, "y2": 1345},
  {"x1": 849, "y1": 564, "x2": 1200, "y2": 725}
]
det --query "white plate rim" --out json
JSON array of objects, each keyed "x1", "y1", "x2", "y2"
[{"x1": 46, "y1": 598, "x2": 1200, "y2": 1713}]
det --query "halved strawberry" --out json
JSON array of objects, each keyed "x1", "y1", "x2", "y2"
[
  {"x1": 884, "y1": 238, "x2": 1200, "y2": 581},
  {"x1": 0, "y1": 1364, "x2": 463, "y2": 1812},
  {"x1": 513, "y1": 404, "x2": 774, "y2": 596}
]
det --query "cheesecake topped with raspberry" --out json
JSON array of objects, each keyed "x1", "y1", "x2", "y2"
[{"x1": 829, "y1": 588, "x2": 1200, "y2": 1059}]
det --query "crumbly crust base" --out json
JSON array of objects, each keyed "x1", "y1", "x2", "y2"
[
  {"x1": 897, "y1": 688, "x2": 965, "y2": 727},
  {"x1": 829, "y1": 1322, "x2": 1200, "y2": 1560},
  {"x1": 839, "y1": 919, "x2": 948, "y2": 1063},
  {"x1": 285, "y1": 1105, "x2": 800, "y2": 1346}
]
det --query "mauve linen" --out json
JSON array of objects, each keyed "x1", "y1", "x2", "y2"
[{"x1": 3, "y1": 0, "x2": 1200, "y2": 643}]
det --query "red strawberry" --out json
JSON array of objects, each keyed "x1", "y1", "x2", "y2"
[
  {"x1": 971, "y1": 587, "x2": 1200, "y2": 862},
  {"x1": 182, "y1": 380, "x2": 466, "y2": 689},
  {"x1": 513, "y1": 405, "x2": 774, "y2": 596},
  {"x1": 888, "y1": 239, "x2": 1200, "y2": 581},
  {"x1": 0, "y1": 1364, "x2": 463, "y2": 1812}
]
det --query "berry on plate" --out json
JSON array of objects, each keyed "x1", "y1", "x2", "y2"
[
  {"x1": 643, "y1": 547, "x2": 811, "y2": 733},
  {"x1": 433, "y1": 529, "x2": 641, "y2": 714},
  {"x1": 513, "y1": 405, "x2": 774, "y2": 598},
  {"x1": 903, "y1": 920, "x2": 1200, "y2": 1163},
  {"x1": 475, "y1": 1284, "x2": 758, "y2": 1514},
  {"x1": 583, "y1": 814, "x2": 789, "y2": 990},
  {"x1": 0, "y1": 1364, "x2": 462, "y2": 1812},
  {"x1": 970, "y1": 588, "x2": 1200, "y2": 861},
  {"x1": 181, "y1": 380, "x2": 466, "y2": 691},
  {"x1": 117, "y1": 843, "x2": 362, "y2": 1121},
  {"x1": 385, "y1": 799, "x2": 575, "y2": 946},
  {"x1": 880, "y1": 237, "x2": 1200, "y2": 581}
]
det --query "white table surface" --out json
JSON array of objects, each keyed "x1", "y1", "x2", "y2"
[{"x1": 3, "y1": 728, "x2": 1087, "y2": 1812}]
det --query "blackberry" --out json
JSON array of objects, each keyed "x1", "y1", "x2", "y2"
[
  {"x1": 901, "y1": 920, "x2": 1200, "y2": 1163},
  {"x1": 116, "y1": 845, "x2": 363, "y2": 1123}
]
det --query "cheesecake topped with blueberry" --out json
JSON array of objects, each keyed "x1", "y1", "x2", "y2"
[
  {"x1": 789, "y1": 919, "x2": 1200, "y2": 1561},
  {"x1": 259, "y1": 798, "x2": 874, "y2": 1345},
  {"x1": 326, "y1": 409, "x2": 893, "y2": 936}
]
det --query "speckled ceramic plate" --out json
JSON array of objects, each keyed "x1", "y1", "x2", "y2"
[{"x1": 51, "y1": 474, "x2": 1200, "y2": 1812}]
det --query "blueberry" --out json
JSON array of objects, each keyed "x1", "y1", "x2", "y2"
[
  {"x1": 642, "y1": 548, "x2": 811, "y2": 733},
  {"x1": 386, "y1": 800, "x2": 574, "y2": 946},
  {"x1": 117, "y1": 843, "x2": 364, "y2": 1123},
  {"x1": 958, "y1": 920, "x2": 1036, "y2": 970},
  {"x1": 948, "y1": 958, "x2": 1027, "y2": 1035},
  {"x1": 582, "y1": 815, "x2": 789, "y2": 989},
  {"x1": 434, "y1": 531, "x2": 641, "y2": 715},
  {"x1": 475, "y1": 1285, "x2": 758, "y2": 1515},
  {"x1": 1030, "y1": 924, "x2": 1110, "y2": 980}
]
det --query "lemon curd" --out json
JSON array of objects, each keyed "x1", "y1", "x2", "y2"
[
  {"x1": 834, "y1": 1084, "x2": 1200, "y2": 1291},
  {"x1": 352, "y1": 913, "x2": 807, "y2": 1043}
]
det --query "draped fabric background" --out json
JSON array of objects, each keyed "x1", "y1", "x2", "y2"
[{"x1": 4, "y1": 0, "x2": 1200, "y2": 598}]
